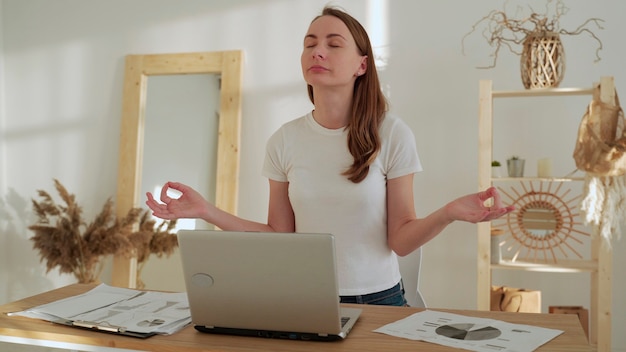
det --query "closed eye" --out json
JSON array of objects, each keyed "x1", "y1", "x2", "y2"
[{"x1": 304, "y1": 34, "x2": 317, "y2": 48}]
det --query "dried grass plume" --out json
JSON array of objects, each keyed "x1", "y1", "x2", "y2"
[
  {"x1": 29, "y1": 179, "x2": 141, "y2": 283},
  {"x1": 128, "y1": 210, "x2": 178, "y2": 289}
]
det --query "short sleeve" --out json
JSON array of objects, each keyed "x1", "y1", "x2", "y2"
[
  {"x1": 382, "y1": 116, "x2": 422, "y2": 179},
  {"x1": 262, "y1": 128, "x2": 289, "y2": 182}
]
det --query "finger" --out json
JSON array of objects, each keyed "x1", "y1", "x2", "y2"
[
  {"x1": 151, "y1": 211, "x2": 173, "y2": 220},
  {"x1": 477, "y1": 186, "x2": 495, "y2": 203},
  {"x1": 491, "y1": 188, "x2": 504, "y2": 208},
  {"x1": 145, "y1": 199, "x2": 162, "y2": 213},
  {"x1": 159, "y1": 185, "x2": 172, "y2": 204},
  {"x1": 146, "y1": 193, "x2": 162, "y2": 208},
  {"x1": 167, "y1": 181, "x2": 184, "y2": 192},
  {"x1": 150, "y1": 204, "x2": 174, "y2": 219},
  {"x1": 484, "y1": 207, "x2": 512, "y2": 221}
]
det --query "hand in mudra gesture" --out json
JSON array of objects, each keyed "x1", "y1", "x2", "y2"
[
  {"x1": 446, "y1": 186, "x2": 515, "y2": 223},
  {"x1": 146, "y1": 181, "x2": 212, "y2": 220}
]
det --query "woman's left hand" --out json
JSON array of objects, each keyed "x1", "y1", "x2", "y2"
[{"x1": 446, "y1": 186, "x2": 515, "y2": 223}]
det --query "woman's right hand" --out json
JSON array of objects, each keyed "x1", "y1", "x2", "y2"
[{"x1": 146, "y1": 181, "x2": 212, "y2": 220}]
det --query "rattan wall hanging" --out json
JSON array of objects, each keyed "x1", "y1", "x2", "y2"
[{"x1": 491, "y1": 180, "x2": 591, "y2": 263}]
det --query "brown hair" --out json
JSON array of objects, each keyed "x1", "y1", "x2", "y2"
[{"x1": 307, "y1": 6, "x2": 388, "y2": 183}]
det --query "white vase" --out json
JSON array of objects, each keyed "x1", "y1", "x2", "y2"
[{"x1": 491, "y1": 166, "x2": 502, "y2": 178}]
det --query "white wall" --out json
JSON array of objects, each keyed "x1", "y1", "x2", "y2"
[
  {"x1": 0, "y1": 0, "x2": 624, "y2": 350},
  {"x1": 0, "y1": 0, "x2": 6, "y2": 308}
]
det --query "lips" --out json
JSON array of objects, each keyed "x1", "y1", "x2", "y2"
[{"x1": 308, "y1": 65, "x2": 328, "y2": 73}]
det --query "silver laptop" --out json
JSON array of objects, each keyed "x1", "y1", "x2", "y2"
[{"x1": 177, "y1": 230, "x2": 362, "y2": 341}]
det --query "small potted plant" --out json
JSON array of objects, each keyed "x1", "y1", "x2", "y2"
[
  {"x1": 491, "y1": 160, "x2": 503, "y2": 178},
  {"x1": 507, "y1": 156, "x2": 525, "y2": 177}
]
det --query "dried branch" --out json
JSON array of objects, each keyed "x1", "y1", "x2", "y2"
[
  {"x1": 462, "y1": 0, "x2": 604, "y2": 69},
  {"x1": 559, "y1": 18, "x2": 605, "y2": 63}
]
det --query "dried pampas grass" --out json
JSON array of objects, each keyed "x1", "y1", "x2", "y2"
[
  {"x1": 29, "y1": 179, "x2": 142, "y2": 283},
  {"x1": 128, "y1": 210, "x2": 178, "y2": 289}
]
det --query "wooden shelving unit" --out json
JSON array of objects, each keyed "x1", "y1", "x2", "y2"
[{"x1": 477, "y1": 77, "x2": 614, "y2": 351}]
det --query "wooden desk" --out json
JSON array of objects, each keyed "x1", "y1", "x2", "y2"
[{"x1": 0, "y1": 284, "x2": 591, "y2": 352}]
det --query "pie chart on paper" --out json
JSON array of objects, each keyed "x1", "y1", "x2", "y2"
[{"x1": 435, "y1": 323, "x2": 501, "y2": 340}]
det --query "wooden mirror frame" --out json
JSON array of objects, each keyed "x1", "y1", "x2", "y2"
[{"x1": 111, "y1": 51, "x2": 243, "y2": 287}]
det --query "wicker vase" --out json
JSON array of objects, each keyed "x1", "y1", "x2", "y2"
[{"x1": 520, "y1": 32, "x2": 565, "y2": 89}]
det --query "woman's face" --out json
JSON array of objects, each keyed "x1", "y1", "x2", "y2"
[{"x1": 301, "y1": 15, "x2": 367, "y2": 90}]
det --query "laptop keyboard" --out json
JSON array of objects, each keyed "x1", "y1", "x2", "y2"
[{"x1": 341, "y1": 317, "x2": 349, "y2": 327}]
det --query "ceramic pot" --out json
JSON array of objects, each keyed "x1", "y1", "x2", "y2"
[{"x1": 507, "y1": 159, "x2": 525, "y2": 177}]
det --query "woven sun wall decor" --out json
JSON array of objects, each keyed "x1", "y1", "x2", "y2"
[{"x1": 491, "y1": 180, "x2": 591, "y2": 264}]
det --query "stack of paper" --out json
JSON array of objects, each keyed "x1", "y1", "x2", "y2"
[{"x1": 9, "y1": 284, "x2": 191, "y2": 338}]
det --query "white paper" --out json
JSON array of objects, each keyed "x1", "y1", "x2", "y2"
[
  {"x1": 10, "y1": 284, "x2": 191, "y2": 335},
  {"x1": 374, "y1": 310, "x2": 563, "y2": 352}
]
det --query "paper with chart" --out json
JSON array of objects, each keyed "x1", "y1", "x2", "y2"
[
  {"x1": 10, "y1": 283, "x2": 191, "y2": 335},
  {"x1": 374, "y1": 310, "x2": 563, "y2": 352}
]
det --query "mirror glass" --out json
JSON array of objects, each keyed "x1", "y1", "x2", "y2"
[
  {"x1": 520, "y1": 203, "x2": 559, "y2": 239},
  {"x1": 111, "y1": 51, "x2": 243, "y2": 289},
  {"x1": 138, "y1": 74, "x2": 220, "y2": 292},
  {"x1": 142, "y1": 74, "x2": 220, "y2": 227}
]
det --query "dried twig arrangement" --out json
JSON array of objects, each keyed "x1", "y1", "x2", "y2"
[
  {"x1": 29, "y1": 179, "x2": 142, "y2": 283},
  {"x1": 462, "y1": 0, "x2": 604, "y2": 69},
  {"x1": 128, "y1": 210, "x2": 178, "y2": 289}
]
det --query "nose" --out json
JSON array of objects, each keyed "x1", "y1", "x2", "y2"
[{"x1": 312, "y1": 48, "x2": 325, "y2": 60}]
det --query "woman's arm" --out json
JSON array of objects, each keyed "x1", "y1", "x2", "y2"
[
  {"x1": 145, "y1": 180, "x2": 295, "y2": 232},
  {"x1": 386, "y1": 174, "x2": 514, "y2": 256},
  {"x1": 267, "y1": 180, "x2": 296, "y2": 232}
]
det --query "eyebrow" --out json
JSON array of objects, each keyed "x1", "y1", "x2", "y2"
[{"x1": 304, "y1": 33, "x2": 347, "y2": 41}]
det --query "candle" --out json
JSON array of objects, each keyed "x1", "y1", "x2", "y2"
[{"x1": 537, "y1": 158, "x2": 553, "y2": 177}]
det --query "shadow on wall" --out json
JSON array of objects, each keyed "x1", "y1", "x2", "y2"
[{"x1": 0, "y1": 189, "x2": 53, "y2": 303}]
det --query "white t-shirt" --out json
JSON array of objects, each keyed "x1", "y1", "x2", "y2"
[{"x1": 262, "y1": 112, "x2": 422, "y2": 296}]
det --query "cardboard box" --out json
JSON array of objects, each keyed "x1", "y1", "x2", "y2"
[{"x1": 549, "y1": 305, "x2": 589, "y2": 340}]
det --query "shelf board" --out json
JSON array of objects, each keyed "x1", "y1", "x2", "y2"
[
  {"x1": 491, "y1": 259, "x2": 597, "y2": 273},
  {"x1": 492, "y1": 87, "x2": 594, "y2": 98},
  {"x1": 491, "y1": 176, "x2": 585, "y2": 182}
]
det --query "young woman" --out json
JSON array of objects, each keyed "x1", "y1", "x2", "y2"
[{"x1": 146, "y1": 6, "x2": 515, "y2": 306}]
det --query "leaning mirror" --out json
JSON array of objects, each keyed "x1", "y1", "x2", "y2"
[{"x1": 111, "y1": 51, "x2": 243, "y2": 288}]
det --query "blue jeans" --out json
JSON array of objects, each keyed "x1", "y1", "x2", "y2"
[{"x1": 340, "y1": 281, "x2": 408, "y2": 306}]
